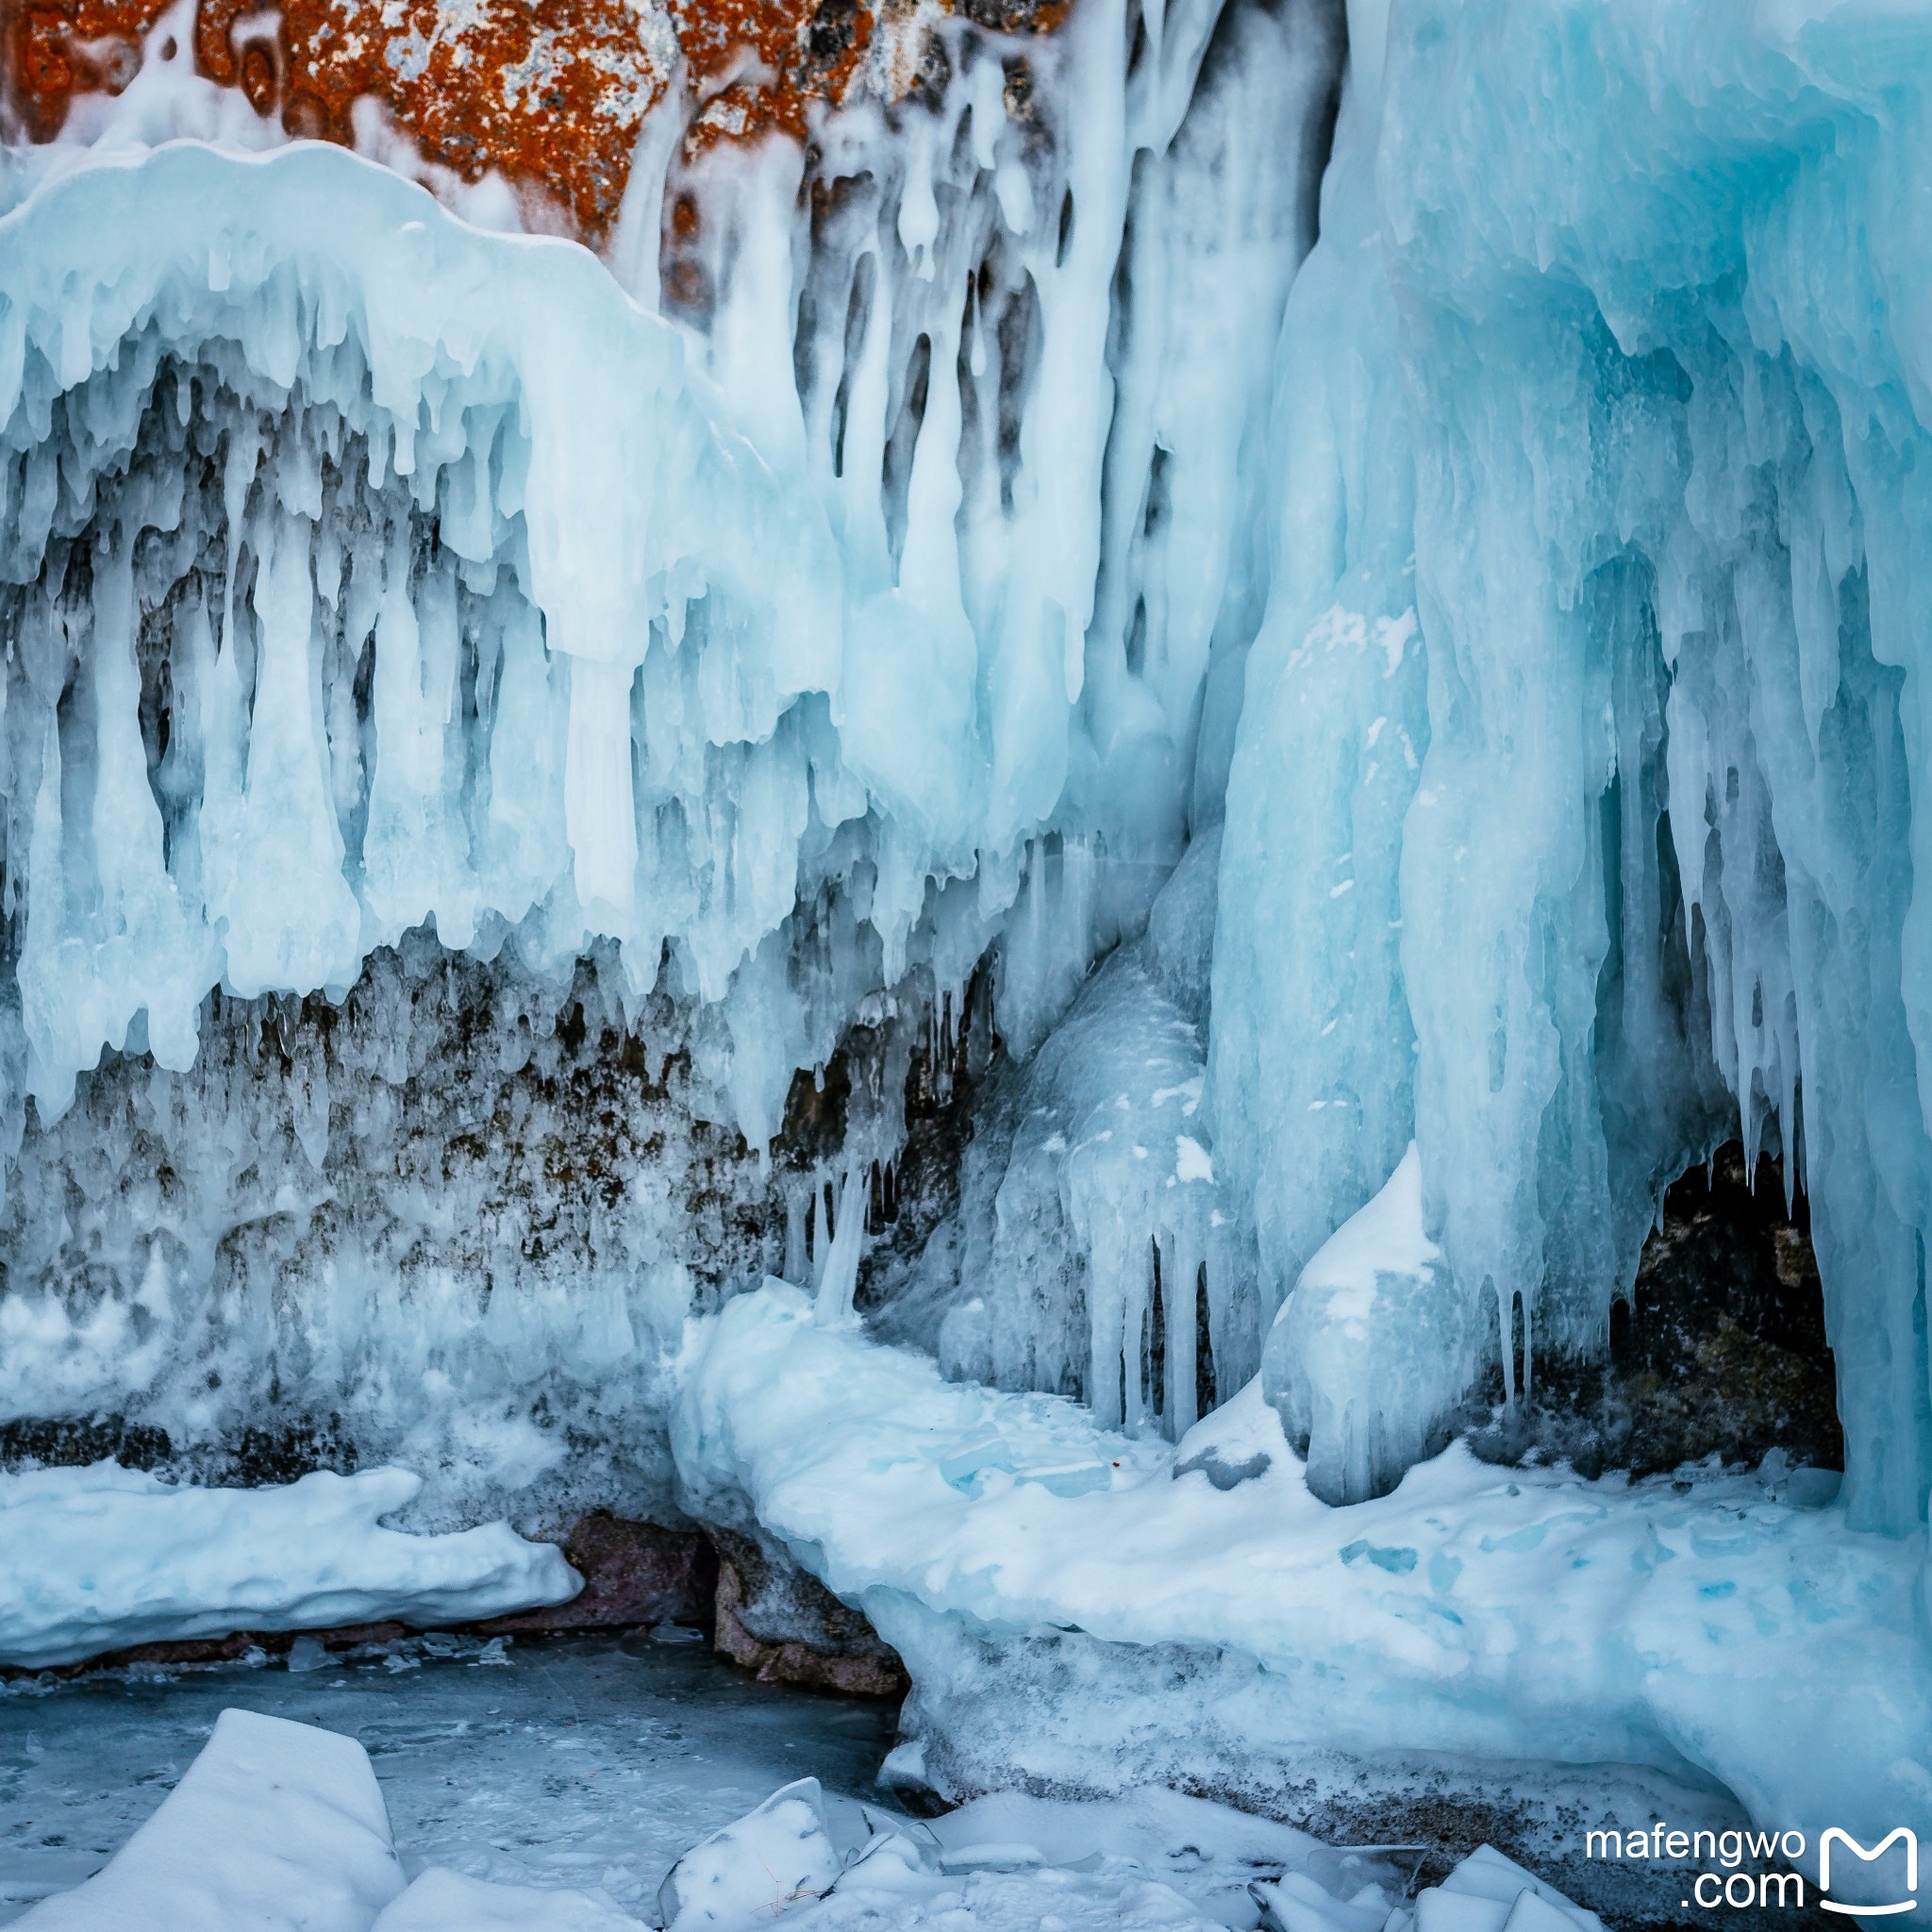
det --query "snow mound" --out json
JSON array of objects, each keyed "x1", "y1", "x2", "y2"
[
  {"x1": 0, "y1": 1462, "x2": 577, "y2": 1669},
  {"x1": 11, "y1": 1708, "x2": 648, "y2": 1929}
]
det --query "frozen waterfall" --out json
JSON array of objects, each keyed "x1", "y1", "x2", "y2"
[
  {"x1": 1, "y1": 0, "x2": 1923, "y2": 1515},
  {"x1": 0, "y1": 0, "x2": 1342, "y2": 1500},
  {"x1": 7, "y1": 0, "x2": 1932, "y2": 1896},
  {"x1": 1217, "y1": 0, "x2": 1932, "y2": 1535}
]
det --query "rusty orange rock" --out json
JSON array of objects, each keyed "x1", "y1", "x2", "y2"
[{"x1": 4, "y1": 0, "x2": 1057, "y2": 243}]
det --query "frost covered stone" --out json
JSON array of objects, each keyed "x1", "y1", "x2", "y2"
[{"x1": 657, "y1": 1779, "x2": 841, "y2": 1932}]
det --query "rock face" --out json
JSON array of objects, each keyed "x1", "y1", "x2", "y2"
[
  {"x1": 1466, "y1": 1143, "x2": 1843, "y2": 1482},
  {"x1": 483, "y1": 1512, "x2": 717, "y2": 1634},
  {"x1": 4, "y1": 0, "x2": 1062, "y2": 239},
  {"x1": 710, "y1": 1525, "x2": 908, "y2": 1698}
]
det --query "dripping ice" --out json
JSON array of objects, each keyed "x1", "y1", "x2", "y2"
[
  {"x1": 0, "y1": 0, "x2": 1346, "y2": 1510},
  {"x1": 6, "y1": 0, "x2": 1932, "y2": 1898}
]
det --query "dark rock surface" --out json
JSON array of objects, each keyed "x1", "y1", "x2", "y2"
[
  {"x1": 482, "y1": 1512, "x2": 717, "y2": 1636},
  {"x1": 1468, "y1": 1142, "x2": 1843, "y2": 1481},
  {"x1": 710, "y1": 1526, "x2": 908, "y2": 1699}
]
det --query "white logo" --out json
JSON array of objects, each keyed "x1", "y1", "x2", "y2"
[{"x1": 1820, "y1": 1829, "x2": 1918, "y2": 1918}]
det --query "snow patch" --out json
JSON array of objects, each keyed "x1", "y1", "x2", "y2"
[
  {"x1": 0, "y1": 1463, "x2": 577, "y2": 1669},
  {"x1": 12, "y1": 1708, "x2": 405, "y2": 1931}
]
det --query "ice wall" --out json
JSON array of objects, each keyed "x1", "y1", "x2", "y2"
[
  {"x1": 22, "y1": 0, "x2": 1932, "y2": 1559},
  {"x1": 0, "y1": 0, "x2": 1345, "y2": 1490},
  {"x1": 1214, "y1": 0, "x2": 1932, "y2": 1527}
]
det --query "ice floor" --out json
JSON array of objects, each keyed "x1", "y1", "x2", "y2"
[
  {"x1": 0, "y1": 1631, "x2": 896, "y2": 1923},
  {"x1": 0, "y1": 1652, "x2": 1614, "y2": 1932}
]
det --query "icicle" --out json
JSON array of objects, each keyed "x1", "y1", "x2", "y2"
[
  {"x1": 784, "y1": 1180, "x2": 811, "y2": 1288},
  {"x1": 1162, "y1": 1227, "x2": 1200, "y2": 1440},
  {"x1": 813, "y1": 1167, "x2": 866, "y2": 1327},
  {"x1": 811, "y1": 1175, "x2": 829, "y2": 1292}
]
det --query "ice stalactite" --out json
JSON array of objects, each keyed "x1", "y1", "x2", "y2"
[
  {"x1": 770, "y1": 0, "x2": 1344, "y2": 1432},
  {"x1": 0, "y1": 0, "x2": 1346, "y2": 1489},
  {"x1": 917, "y1": 829, "x2": 1244, "y2": 1435}
]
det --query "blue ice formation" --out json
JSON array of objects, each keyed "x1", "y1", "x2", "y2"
[
  {"x1": 4, "y1": 0, "x2": 1932, "y2": 1859},
  {"x1": 4, "y1": 0, "x2": 1932, "y2": 1877},
  {"x1": 0, "y1": 0, "x2": 1341, "y2": 1502},
  {"x1": 1219, "y1": 0, "x2": 1932, "y2": 1534}
]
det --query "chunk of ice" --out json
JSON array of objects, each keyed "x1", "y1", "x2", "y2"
[{"x1": 13, "y1": 1709, "x2": 404, "y2": 1932}]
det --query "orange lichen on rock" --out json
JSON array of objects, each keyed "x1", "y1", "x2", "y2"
[
  {"x1": 258, "y1": 0, "x2": 684, "y2": 231},
  {"x1": 8, "y1": 0, "x2": 168, "y2": 134},
  {"x1": 670, "y1": 0, "x2": 870, "y2": 153},
  {"x1": 2, "y1": 0, "x2": 1050, "y2": 242}
]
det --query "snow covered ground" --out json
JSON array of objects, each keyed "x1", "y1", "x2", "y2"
[
  {"x1": 675, "y1": 1281, "x2": 1929, "y2": 1898},
  {"x1": 3, "y1": 1278, "x2": 1907, "y2": 1920},
  {"x1": 2, "y1": 1657, "x2": 1604, "y2": 1932}
]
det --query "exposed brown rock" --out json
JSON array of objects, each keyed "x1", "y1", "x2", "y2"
[
  {"x1": 1466, "y1": 1141, "x2": 1843, "y2": 1480},
  {"x1": 711, "y1": 1524, "x2": 908, "y2": 1697},
  {"x1": 4, "y1": 0, "x2": 1061, "y2": 242},
  {"x1": 482, "y1": 1510, "x2": 717, "y2": 1635}
]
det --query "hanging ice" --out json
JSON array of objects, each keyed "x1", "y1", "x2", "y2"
[
  {"x1": 1207, "y1": 0, "x2": 1932, "y2": 1531},
  {"x1": 0, "y1": 0, "x2": 1345, "y2": 1505}
]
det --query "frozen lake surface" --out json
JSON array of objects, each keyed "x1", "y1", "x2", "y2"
[{"x1": 0, "y1": 1631, "x2": 898, "y2": 1923}]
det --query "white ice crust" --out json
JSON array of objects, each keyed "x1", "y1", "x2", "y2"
[
  {"x1": 0, "y1": 1462, "x2": 577, "y2": 1668},
  {"x1": 675, "y1": 1284, "x2": 1932, "y2": 1878},
  {"x1": 0, "y1": 0, "x2": 1339, "y2": 1475}
]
